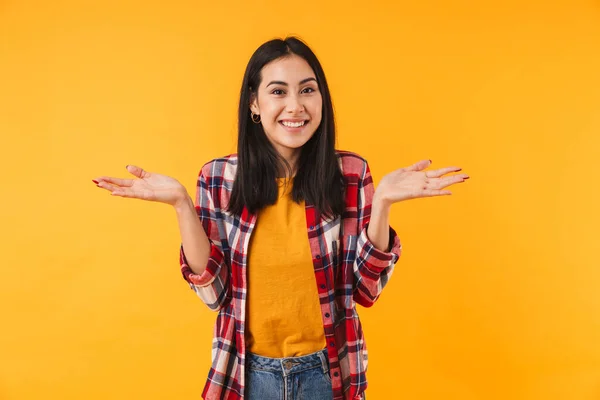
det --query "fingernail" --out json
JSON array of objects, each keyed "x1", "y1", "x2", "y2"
[
  {"x1": 125, "y1": 165, "x2": 129, "y2": 169},
  {"x1": 465, "y1": 176, "x2": 470, "y2": 179},
  {"x1": 429, "y1": 159, "x2": 432, "y2": 164},
  {"x1": 92, "y1": 179, "x2": 99, "y2": 184}
]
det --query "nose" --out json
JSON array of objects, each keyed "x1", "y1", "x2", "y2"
[{"x1": 286, "y1": 94, "x2": 304, "y2": 113}]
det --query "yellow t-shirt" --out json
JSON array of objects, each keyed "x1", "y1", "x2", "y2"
[{"x1": 246, "y1": 178, "x2": 327, "y2": 358}]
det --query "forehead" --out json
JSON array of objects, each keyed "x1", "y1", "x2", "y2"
[{"x1": 260, "y1": 55, "x2": 316, "y2": 86}]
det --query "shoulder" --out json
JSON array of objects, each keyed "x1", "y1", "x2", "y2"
[
  {"x1": 199, "y1": 154, "x2": 238, "y2": 181},
  {"x1": 335, "y1": 150, "x2": 369, "y2": 177}
]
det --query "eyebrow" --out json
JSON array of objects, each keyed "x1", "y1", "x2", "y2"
[{"x1": 266, "y1": 77, "x2": 317, "y2": 87}]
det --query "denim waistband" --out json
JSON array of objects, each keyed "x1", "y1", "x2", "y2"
[{"x1": 246, "y1": 348, "x2": 329, "y2": 376}]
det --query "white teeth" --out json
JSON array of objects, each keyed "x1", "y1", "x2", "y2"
[{"x1": 281, "y1": 121, "x2": 306, "y2": 128}]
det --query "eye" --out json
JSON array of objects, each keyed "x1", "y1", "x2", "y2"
[
  {"x1": 271, "y1": 89, "x2": 285, "y2": 95},
  {"x1": 301, "y1": 87, "x2": 316, "y2": 94}
]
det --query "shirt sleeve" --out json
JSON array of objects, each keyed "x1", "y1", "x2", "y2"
[
  {"x1": 179, "y1": 168, "x2": 231, "y2": 312},
  {"x1": 352, "y1": 159, "x2": 402, "y2": 307}
]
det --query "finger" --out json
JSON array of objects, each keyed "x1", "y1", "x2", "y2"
[
  {"x1": 405, "y1": 159, "x2": 432, "y2": 172},
  {"x1": 108, "y1": 185, "x2": 144, "y2": 199},
  {"x1": 426, "y1": 166, "x2": 462, "y2": 178},
  {"x1": 110, "y1": 187, "x2": 137, "y2": 198},
  {"x1": 96, "y1": 181, "x2": 121, "y2": 192},
  {"x1": 96, "y1": 180, "x2": 143, "y2": 199},
  {"x1": 423, "y1": 189, "x2": 452, "y2": 197},
  {"x1": 126, "y1": 165, "x2": 149, "y2": 179},
  {"x1": 94, "y1": 176, "x2": 135, "y2": 187},
  {"x1": 428, "y1": 175, "x2": 469, "y2": 189}
]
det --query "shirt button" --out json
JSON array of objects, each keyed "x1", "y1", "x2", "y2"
[
  {"x1": 320, "y1": 284, "x2": 326, "y2": 289},
  {"x1": 334, "y1": 372, "x2": 339, "y2": 377},
  {"x1": 325, "y1": 313, "x2": 330, "y2": 318},
  {"x1": 329, "y1": 341, "x2": 335, "y2": 347},
  {"x1": 310, "y1": 225, "x2": 314, "y2": 230},
  {"x1": 316, "y1": 255, "x2": 321, "y2": 259}
]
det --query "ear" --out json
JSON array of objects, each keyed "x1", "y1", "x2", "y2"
[{"x1": 249, "y1": 92, "x2": 259, "y2": 114}]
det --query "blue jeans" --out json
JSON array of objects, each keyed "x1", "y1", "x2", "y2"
[{"x1": 244, "y1": 348, "x2": 333, "y2": 400}]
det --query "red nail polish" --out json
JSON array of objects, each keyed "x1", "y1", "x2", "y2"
[{"x1": 92, "y1": 179, "x2": 99, "y2": 184}]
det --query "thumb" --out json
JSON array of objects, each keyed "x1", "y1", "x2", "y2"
[
  {"x1": 405, "y1": 159, "x2": 432, "y2": 172},
  {"x1": 125, "y1": 164, "x2": 147, "y2": 179}
]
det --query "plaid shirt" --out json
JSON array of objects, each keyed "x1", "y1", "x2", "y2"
[{"x1": 180, "y1": 150, "x2": 401, "y2": 400}]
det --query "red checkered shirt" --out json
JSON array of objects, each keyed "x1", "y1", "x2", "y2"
[{"x1": 180, "y1": 150, "x2": 401, "y2": 400}]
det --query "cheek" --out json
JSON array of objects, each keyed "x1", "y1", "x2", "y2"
[
  {"x1": 311, "y1": 102, "x2": 323, "y2": 122},
  {"x1": 261, "y1": 103, "x2": 283, "y2": 123},
  {"x1": 311, "y1": 95, "x2": 323, "y2": 114}
]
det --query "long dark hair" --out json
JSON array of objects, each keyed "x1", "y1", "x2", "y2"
[{"x1": 227, "y1": 36, "x2": 344, "y2": 220}]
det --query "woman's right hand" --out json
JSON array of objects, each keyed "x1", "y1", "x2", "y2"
[{"x1": 92, "y1": 165, "x2": 190, "y2": 207}]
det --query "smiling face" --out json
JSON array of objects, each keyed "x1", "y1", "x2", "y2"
[{"x1": 249, "y1": 54, "x2": 323, "y2": 169}]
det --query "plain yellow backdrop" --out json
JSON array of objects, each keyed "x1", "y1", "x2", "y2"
[{"x1": 1, "y1": 0, "x2": 599, "y2": 399}]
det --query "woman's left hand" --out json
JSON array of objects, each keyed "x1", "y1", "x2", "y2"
[{"x1": 374, "y1": 160, "x2": 469, "y2": 206}]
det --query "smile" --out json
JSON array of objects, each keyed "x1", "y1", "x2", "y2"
[{"x1": 279, "y1": 120, "x2": 308, "y2": 128}]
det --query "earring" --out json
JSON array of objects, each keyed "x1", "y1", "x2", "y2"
[{"x1": 251, "y1": 112, "x2": 261, "y2": 124}]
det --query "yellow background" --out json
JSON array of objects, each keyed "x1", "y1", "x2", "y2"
[{"x1": 1, "y1": 0, "x2": 599, "y2": 399}]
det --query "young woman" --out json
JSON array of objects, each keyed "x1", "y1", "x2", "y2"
[{"x1": 93, "y1": 37, "x2": 469, "y2": 400}]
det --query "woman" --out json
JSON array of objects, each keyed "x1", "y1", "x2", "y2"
[{"x1": 93, "y1": 37, "x2": 469, "y2": 400}]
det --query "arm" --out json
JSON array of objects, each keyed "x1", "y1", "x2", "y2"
[
  {"x1": 353, "y1": 161, "x2": 402, "y2": 308},
  {"x1": 177, "y1": 170, "x2": 231, "y2": 312},
  {"x1": 367, "y1": 194, "x2": 392, "y2": 252},
  {"x1": 174, "y1": 195, "x2": 210, "y2": 275},
  {"x1": 92, "y1": 163, "x2": 231, "y2": 311},
  {"x1": 354, "y1": 158, "x2": 469, "y2": 307}
]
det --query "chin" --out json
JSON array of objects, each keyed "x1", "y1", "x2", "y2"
[{"x1": 288, "y1": 134, "x2": 315, "y2": 146}]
